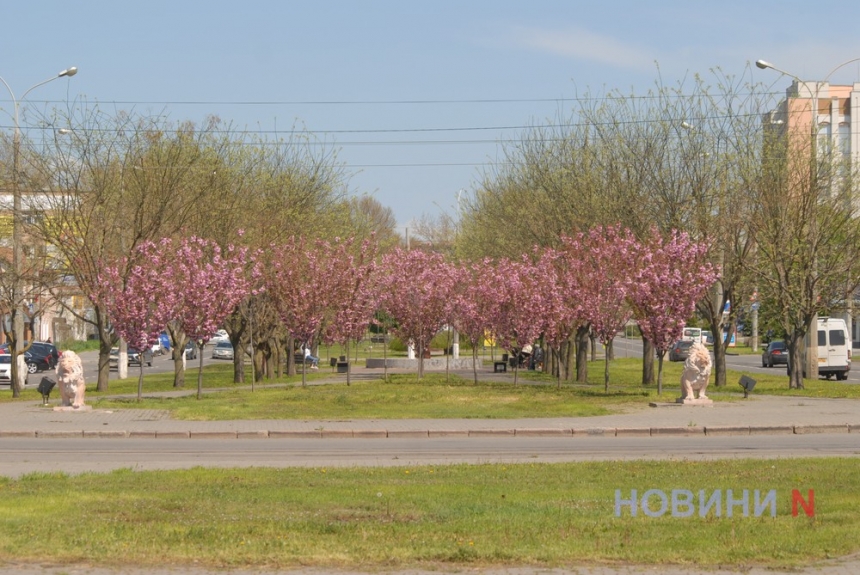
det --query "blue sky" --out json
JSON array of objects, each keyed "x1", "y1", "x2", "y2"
[{"x1": 4, "y1": 1, "x2": 860, "y2": 231}]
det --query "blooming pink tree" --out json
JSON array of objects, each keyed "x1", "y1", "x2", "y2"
[
  {"x1": 92, "y1": 240, "x2": 176, "y2": 401},
  {"x1": 160, "y1": 236, "x2": 253, "y2": 398},
  {"x1": 539, "y1": 246, "x2": 589, "y2": 387},
  {"x1": 266, "y1": 236, "x2": 354, "y2": 386},
  {"x1": 486, "y1": 257, "x2": 548, "y2": 384},
  {"x1": 323, "y1": 237, "x2": 380, "y2": 385},
  {"x1": 629, "y1": 228, "x2": 720, "y2": 394},
  {"x1": 570, "y1": 225, "x2": 639, "y2": 392},
  {"x1": 378, "y1": 248, "x2": 457, "y2": 379},
  {"x1": 451, "y1": 259, "x2": 504, "y2": 385}
]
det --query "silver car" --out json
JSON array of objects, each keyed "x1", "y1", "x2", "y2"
[{"x1": 211, "y1": 341, "x2": 234, "y2": 360}]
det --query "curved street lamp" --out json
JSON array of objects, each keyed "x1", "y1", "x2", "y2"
[{"x1": 0, "y1": 66, "x2": 78, "y2": 393}]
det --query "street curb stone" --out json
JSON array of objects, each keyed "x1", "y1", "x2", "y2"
[
  {"x1": 794, "y1": 424, "x2": 848, "y2": 434},
  {"x1": 705, "y1": 425, "x2": 750, "y2": 436}
]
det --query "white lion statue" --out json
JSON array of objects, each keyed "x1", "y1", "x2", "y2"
[
  {"x1": 680, "y1": 341, "x2": 712, "y2": 401},
  {"x1": 56, "y1": 350, "x2": 86, "y2": 408}
]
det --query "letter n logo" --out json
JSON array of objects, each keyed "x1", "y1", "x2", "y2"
[{"x1": 792, "y1": 489, "x2": 815, "y2": 517}]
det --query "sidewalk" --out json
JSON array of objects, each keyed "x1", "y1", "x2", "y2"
[{"x1": 2, "y1": 374, "x2": 859, "y2": 438}]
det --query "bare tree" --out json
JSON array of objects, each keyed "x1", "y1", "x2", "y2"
[
  {"x1": 22, "y1": 107, "x2": 234, "y2": 390},
  {"x1": 747, "y1": 110, "x2": 860, "y2": 389}
]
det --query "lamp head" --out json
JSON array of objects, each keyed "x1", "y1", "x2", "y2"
[
  {"x1": 755, "y1": 60, "x2": 772, "y2": 70},
  {"x1": 59, "y1": 67, "x2": 78, "y2": 78}
]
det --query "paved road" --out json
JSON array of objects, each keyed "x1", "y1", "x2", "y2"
[{"x1": 1, "y1": 433, "x2": 858, "y2": 478}]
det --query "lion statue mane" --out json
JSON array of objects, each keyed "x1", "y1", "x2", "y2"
[
  {"x1": 56, "y1": 350, "x2": 86, "y2": 408},
  {"x1": 680, "y1": 341, "x2": 711, "y2": 401}
]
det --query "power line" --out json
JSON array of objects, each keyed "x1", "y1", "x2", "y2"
[{"x1": 0, "y1": 90, "x2": 782, "y2": 107}]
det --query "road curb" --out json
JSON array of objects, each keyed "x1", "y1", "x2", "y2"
[{"x1": 5, "y1": 422, "x2": 860, "y2": 439}]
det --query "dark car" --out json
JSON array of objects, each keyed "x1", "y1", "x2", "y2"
[
  {"x1": 128, "y1": 347, "x2": 153, "y2": 367},
  {"x1": 110, "y1": 346, "x2": 154, "y2": 368},
  {"x1": 0, "y1": 341, "x2": 59, "y2": 373},
  {"x1": 668, "y1": 340, "x2": 694, "y2": 362},
  {"x1": 762, "y1": 341, "x2": 788, "y2": 368},
  {"x1": 28, "y1": 342, "x2": 60, "y2": 369},
  {"x1": 24, "y1": 350, "x2": 53, "y2": 373}
]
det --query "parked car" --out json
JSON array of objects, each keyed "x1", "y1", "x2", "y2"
[
  {"x1": 668, "y1": 340, "x2": 694, "y2": 362},
  {"x1": 0, "y1": 352, "x2": 41, "y2": 380},
  {"x1": 0, "y1": 354, "x2": 11, "y2": 386},
  {"x1": 680, "y1": 327, "x2": 702, "y2": 343},
  {"x1": 0, "y1": 341, "x2": 59, "y2": 372},
  {"x1": 24, "y1": 351, "x2": 52, "y2": 373},
  {"x1": 787, "y1": 317, "x2": 851, "y2": 381},
  {"x1": 207, "y1": 330, "x2": 229, "y2": 345},
  {"x1": 29, "y1": 342, "x2": 60, "y2": 369},
  {"x1": 184, "y1": 340, "x2": 198, "y2": 360},
  {"x1": 211, "y1": 340, "x2": 234, "y2": 360},
  {"x1": 761, "y1": 340, "x2": 788, "y2": 368},
  {"x1": 109, "y1": 346, "x2": 153, "y2": 369},
  {"x1": 128, "y1": 347, "x2": 153, "y2": 367}
]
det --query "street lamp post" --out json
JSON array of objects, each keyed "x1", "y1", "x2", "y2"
[
  {"x1": 756, "y1": 57, "x2": 860, "y2": 382},
  {"x1": 0, "y1": 66, "x2": 78, "y2": 393}
]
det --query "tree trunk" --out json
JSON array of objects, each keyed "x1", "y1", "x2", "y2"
[
  {"x1": 641, "y1": 337, "x2": 655, "y2": 386},
  {"x1": 137, "y1": 361, "x2": 145, "y2": 402},
  {"x1": 287, "y1": 335, "x2": 296, "y2": 377},
  {"x1": 711, "y1": 336, "x2": 727, "y2": 388},
  {"x1": 231, "y1": 336, "x2": 245, "y2": 384},
  {"x1": 173, "y1": 349, "x2": 186, "y2": 388},
  {"x1": 97, "y1": 338, "x2": 114, "y2": 392},
  {"x1": 346, "y1": 340, "x2": 352, "y2": 386},
  {"x1": 575, "y1": 325, "x2": 589, "y2": 383},
  {"x1": 786, "y1": 332, "x2": 806, "y2": 389},
  {"x1": 603, "y1": 353, "x2": 610, "y2": 393},
  {"x1": 196, "y1": 349, "x2": 205, "y2": 397}
]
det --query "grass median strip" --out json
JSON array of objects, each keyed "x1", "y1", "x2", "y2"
[
  {"x1": 86, "y1": 373, "x2": 649, "y2": 420},
  {"x1": 0, "y1": 458, "x2": 857, "y2": 570}
]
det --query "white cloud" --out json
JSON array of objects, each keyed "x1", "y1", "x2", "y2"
[{"x1": 512, "y1": 25, "x2": 656, "y2": 72}]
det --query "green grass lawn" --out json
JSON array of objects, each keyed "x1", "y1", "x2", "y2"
[
  {"x1": 6, "y1": 356, "x2": 860, "y2": 418},
  {"x1": 0, "y1": 459, "x2": 857, "y2": 570}
]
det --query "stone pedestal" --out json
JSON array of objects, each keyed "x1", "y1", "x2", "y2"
[
  {"x1": 53, "y1": 404, "x2": 93, "y2": 412},
  {"x1": 675, "y1": 397, "x2": 714, "y2": 406}
]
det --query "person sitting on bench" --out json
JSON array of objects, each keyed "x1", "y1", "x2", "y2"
[{"x1": 303, "y1": 344, "x2": 319, "y2": 369}]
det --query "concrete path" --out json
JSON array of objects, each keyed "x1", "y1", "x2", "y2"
[{"x1": 1, "y1": 384, "x2": 859, "y2": 439}]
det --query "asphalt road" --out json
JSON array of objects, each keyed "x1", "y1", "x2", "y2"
[{"x1": 1, "y1": 434, "x2": 858, "y2": 479}]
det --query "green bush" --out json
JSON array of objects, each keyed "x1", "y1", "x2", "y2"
[{"x1": 56, "y1": 339, "x2": 102, "y2": 353}]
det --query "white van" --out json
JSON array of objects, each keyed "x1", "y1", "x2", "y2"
[
  {"x1": 789, "y1": 317, "x2": 851, "y2": 380},
  {"x1": 680, "y1": 327, "x2": 702, "y2": 343}
]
